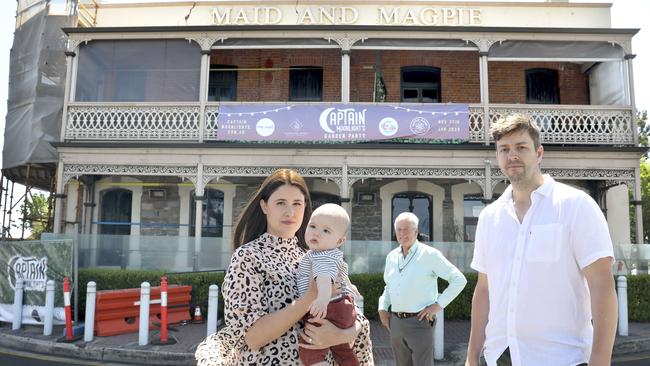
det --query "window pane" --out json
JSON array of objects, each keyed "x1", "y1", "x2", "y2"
[
  {"x1": 422, "y1": 89, "x2": 439, "y2": 102},
  {"x1": 403, "y1": 89, "x2": 418, "y2": 99},
  {"x1": 190, "y1": 189, "x2": 224, "y2": 237},
  {"x1": 208, "y1": 65, "x2": 237, "y2": 101},
  {"x1": 391, "y1": 192, "x2": 433, "y2": 241},
  {"x1": 76, "y1": 40, "x2": 201, "y2": 102},
  {"x1": 289, "y1": 67, "x2": 323, "y2": 101},
  {"x1": 526, "y1": 68, "x2": 559, "y2": 104}
]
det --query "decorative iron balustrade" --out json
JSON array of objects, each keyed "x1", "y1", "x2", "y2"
[
  {"x1": 64, "y1": 102, "x2": 634, "y2": 145},
  {"x1": 66, "y1": 103, "x2": 201, "y2": 140},
  {"x1": 488, "y1": 105, "x2": 634, "y2": 145}
]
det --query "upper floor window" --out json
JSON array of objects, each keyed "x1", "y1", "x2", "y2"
[
  {"x1": 75, "y1": 40, "x2": 201, "y2": 102},
  {"x1": 208, "y1": 65, "x2": 237, "y2": 101},
  {"x1": 526, "y1": 68, "x2": 559, "y2": 104},
  {"x1": 289, "y1": 66, "x2": 323, "y2": 101},
  {"x1": 401, "y1": 66, "x2": 441, "y2": 103}
]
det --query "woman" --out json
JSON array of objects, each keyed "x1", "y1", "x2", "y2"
[{"x1": 195, "y1": 169, "x2": 373, "y2": 365}]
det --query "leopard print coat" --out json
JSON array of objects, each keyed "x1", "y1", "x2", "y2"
[{"x1": 195, "y1": 233, "x2": 374, "y2": 365}]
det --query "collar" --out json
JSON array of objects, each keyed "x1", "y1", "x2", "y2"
[
  {"x1": 400, "y1": 240, "x2": 420, "y2": 256},
  {"x1": 499, "y1": 174, "x2": 555, "y2": 205}
]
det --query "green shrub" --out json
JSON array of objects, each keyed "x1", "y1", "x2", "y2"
[
  {"x1": 75, "y1": 270, "x2": 649, "y2": 323},
  {"x1": 626, "y1": 275, "x2": 650, "y2": 322}
]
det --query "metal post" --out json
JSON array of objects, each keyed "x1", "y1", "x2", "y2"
[
  {"x1": 617, "y1": 276, "x2": 629, "y2": 336},
  {"x1": 12, "y1": 278, "x2": 24, "y2": 330},
  {"x1": 139, "y1": 282, "x2": 151, "y2": 346},
  {"x1": 84, "y1": 281, "x2": 96, "y2": 342},
  {"x1": 434, "y1": 307, "x2": 444, "y2": 360},
  {"x1": 43, "y1": 280, "x2": 55, "y2": 336},
  {"x1": 207, "y1": 284, "x2": 219, "y2": 337}
]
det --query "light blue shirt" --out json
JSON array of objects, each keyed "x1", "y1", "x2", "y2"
[{"x1": 378, "y1": 240, "x2": 467, "y2": 312}]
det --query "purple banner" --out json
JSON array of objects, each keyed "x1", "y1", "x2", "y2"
[{"x1": 217, "y1": 104, "x2": 469, "y2": 142}]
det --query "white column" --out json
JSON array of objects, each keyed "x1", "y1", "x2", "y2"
[
  {"x1": 341, "y1": 50, "x2": 351, "y2": 103},
  {"x1": 606, "y1": 184, "x2": 631, "y2": 245},
  {"x1": 64, "y1": 181, "x2": 79, "y2": 235},
  {"x1": 625, "y1": 54, "x2": 638, "y2": 145},
  {"x1": 53, "y1": 162, "x2": 65, "y2": 234},
  {"x1": 194, "y1": 164, "x2": 205, "y2": 271},
  {"x1": 634, "y1": 167, "x2": 644, "y2": 244},
  {"x1": 480, "y1": 52, "x2": 490, "y2": 145},
  {"x1": 198, "y1": 50, "x2": 210, "y2": 143},
  {"x1": 59, "y1": 51, "x2": 75, "y2": 141}
]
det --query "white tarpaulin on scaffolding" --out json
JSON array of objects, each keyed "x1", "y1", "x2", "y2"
[{"x1": 2, "y1": 1, "x2": 72, "y2": 170}]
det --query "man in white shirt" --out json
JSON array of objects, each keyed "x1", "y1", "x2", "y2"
[{"x1": 465, "y1": 114, "x2": 618, "y2": 366}]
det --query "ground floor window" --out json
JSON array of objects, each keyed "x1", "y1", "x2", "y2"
[
  {"x1": 190, "y1": 189, "x2": 224, "y2": 237},
  {"x1": 391, "y1": 192, "x2": 433, "y2": 241}
]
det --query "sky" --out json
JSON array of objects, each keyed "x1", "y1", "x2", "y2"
[{"x1": 0, "y1": 0, "x2": 647, "y2": 236}]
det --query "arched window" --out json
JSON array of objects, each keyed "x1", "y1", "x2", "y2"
[
  {"x1": 99, "y1": 189, "x2": 132, "y2": 235},
  {"x1": 400, "y1": 66, "x2": 441, "y2": 103},
  {"x1": 190, "y1": 189, "x2": 224, "y2": 237},
  {"x1": 311, "y1": 192, "x2": 341, "y2": 210},
  {"x1": 526, "y1": 68, "x2": 559, "y2": 104},
  {"x1": 99, "y1": 189, "x2": 132, "y2": 267},
  {"x1": 391, "y1": 192, "x2": 433, "y2": 241}
]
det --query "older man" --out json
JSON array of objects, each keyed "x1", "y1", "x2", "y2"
[{"x1": 379, "y1": 212, "x2": 467, "y2": 366}]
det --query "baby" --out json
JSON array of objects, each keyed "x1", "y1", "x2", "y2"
[{"x1": 296, "y1": 203, "x2": 359, "y2": 366}]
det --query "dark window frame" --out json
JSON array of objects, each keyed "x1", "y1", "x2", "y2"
[
  {"x1": 391, "y1": 191, "x2": 433, "y2": 242},
  {"x1": 190, "y1": 188, "x2": 225, "y2": 238},
  {"x1": 525, "y1": 68, "x2": 560, "y2": 104},
  {"x1": 208, "y1": 64, "x2": 238, "y2": 102},
  {"x1": 289, "y1": 66, "x2": 323, "y2": 101},
  {"x1": 400, "y1": 66, "x2": 441, "y2": 103}
]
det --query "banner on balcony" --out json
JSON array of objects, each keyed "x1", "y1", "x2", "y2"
[
  {"x1": 0, "y1": 240, "x2": 73, "y2": 325},
  {"x1": 217, "y1": 103, "x2": 469, "y2": 142}
]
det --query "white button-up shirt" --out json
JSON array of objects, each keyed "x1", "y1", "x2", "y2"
[{"x1": 471, "y1": 175, "x2": 614, "y2": 366}]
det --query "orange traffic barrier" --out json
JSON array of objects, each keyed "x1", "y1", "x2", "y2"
[{"x1": 94, "y1": 284, "x2": 191, "y2": 337}]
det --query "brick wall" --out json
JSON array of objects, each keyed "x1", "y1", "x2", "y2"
[
  {"x1": 211, "y1": 49, "x2": 341, "y2": 102},
  {"x1": 211, "y1": 50, "x2": 588, "y2": 105},
  {"x1": 488, "y1": 62, "x2": 589, "y2": 104},
  {"x1": 349, "y1": 50, "x2": 482, "y2": 103}
]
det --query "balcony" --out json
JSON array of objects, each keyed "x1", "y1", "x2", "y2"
[{"x1": 64, "y1": 102, "x2": 635, "y2": 146}]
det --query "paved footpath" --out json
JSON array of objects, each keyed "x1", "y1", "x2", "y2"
[{"x1": 1, "y1": 320, "x2": 650, "y2": 365}]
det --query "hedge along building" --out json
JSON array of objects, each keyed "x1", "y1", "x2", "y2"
[{"x1": 39, "y1": 0, "x2": 644, "y2": 269}]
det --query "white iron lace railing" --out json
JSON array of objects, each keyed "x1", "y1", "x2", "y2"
[
  {"x1": 64, "y1": 102, "x2": 635, "y2": 145},
  {"x1": 468, "y1": 104, "x2": 484, "y2": 143},
  {"x1": 488, "y1": 104, "x2": 634, "y2": 145},
  {"x1": 66, "y1": 102, "x2": 201, "y2": 140}
]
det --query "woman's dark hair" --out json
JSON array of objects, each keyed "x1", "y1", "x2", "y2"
[{"x1": 232, "y1": 168, "x2": 312, "y2": 250}]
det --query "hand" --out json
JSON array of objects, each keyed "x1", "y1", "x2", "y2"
[
  {"x1": 418, "y1": 303, "x2": 441, "y2": 322},
  {"x1": 298, "y1": 317, "x2": 350, "y2": 350},
  {"x1": 378, "y1": 310, "x2": 390, "y2": 330},
  {"x1": 309, "y1": 298, "x2": 329, "y2": 319}
]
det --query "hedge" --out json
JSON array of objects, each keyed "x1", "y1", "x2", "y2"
[{"x1": 76, "y1": 269, "x2": 650, "y2": 322}]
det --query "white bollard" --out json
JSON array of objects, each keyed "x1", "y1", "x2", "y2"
[
  {"x1": 207, "y1": 284, "x2": 219, "y2": 337},
  {"x1": 139, "y1": 282, "x2": 151, "y2": 346},
  {"x1": 43, "y1": 280, "x2": 55, "y2": 336},
  {"x1": 84, "y1": 281, "x2": 97, "y2": 342},
  {"x1": 434, "y1": 307, "x2": 444, "y2": 360},
  {"x1": 12, "y1": 278, "x2": 24, "y2": 330},
  {"x1": 617, "y1": 276, "x2": 629, "y2": 336}
]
